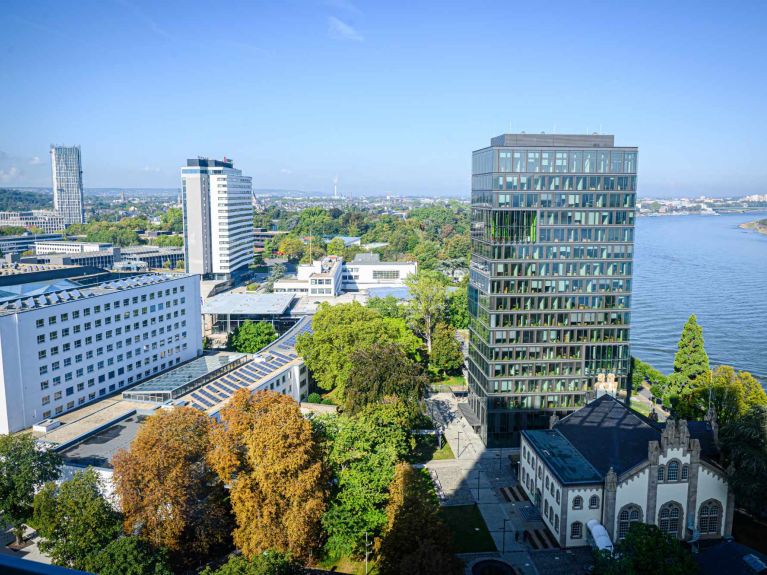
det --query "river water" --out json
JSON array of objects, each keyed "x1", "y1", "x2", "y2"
[{"x1": 631, "y1": 212, "x2": 767, "y2": 381}]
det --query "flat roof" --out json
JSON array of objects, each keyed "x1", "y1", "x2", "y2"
[
  {"x1": 202, "y1": 292, "x2": 295, "y2": 316},
  {"x1": 122, "y1": 353, "x2": 246, "y2": 400},
  {"x1": 58, "y1": 413, "x2": 147, "y2": 469},
  {"x1": 523, "y1": 429, "x2": 603, "y2": 485}
]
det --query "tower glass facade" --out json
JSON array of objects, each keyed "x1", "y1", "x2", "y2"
[
  {"x1": 50, "y1": 145, "x2": 85, "y2": 226},
  {"x1": 467, "y1": 134, "x2": 637, "y2": 446}
]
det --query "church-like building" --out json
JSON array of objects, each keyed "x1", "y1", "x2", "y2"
[{"x1": 519, "y1": 394, "x2": 732, "y2": 549}]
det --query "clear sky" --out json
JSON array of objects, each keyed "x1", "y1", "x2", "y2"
[{"x1": 1, "y1": 0, "x2": 765, "y2": 197}]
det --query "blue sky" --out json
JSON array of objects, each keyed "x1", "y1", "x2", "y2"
[{"x1": 1, "y1": 0, "x2": 765, "y2": 197}]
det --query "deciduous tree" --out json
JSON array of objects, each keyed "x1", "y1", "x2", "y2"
[
  {"x1": 720, "y1": 405, "x2": 767, "y2": 516},
  {"x1": 366, "y1": 295, "x2": 403, "y2": 319},
  {"x1": 296, "y1": 302, "x2": 424, "y2": 394},
  {"x1": 404, "y1": 271, "x2": 448, "y2": 354},
  {"x1": 278, "y1": 236, "x2": 305, "y2": 261},
  {"x1": 112, "y1": 408, "x2": 232, "y2": 565},
  {"x1": 326, "y1": 237, "x2": 346, "y2": 256},
  {"x1": 208, "y1": 390, "x2": 327, "y2": 561},
  {"x1": 0, "y1": 434, "x2": 61, "y2": 545},
  {"x1": 33, "y1": 469, "x2": 121, "y2": 570},
  {"x1": 376, "y1": 464, "x2": 462, "y2": 575},
  {"x1": 447, "y1": 282, "x2": 469, "y2": 329},
  {"x1": 200, "y1": 551, "x2": 304, "y2": 575},
  {"x1": 228, "y1": 320, "x2": 278, "y2": 353},
  {"x1": 85, "y1": 536, "x2": 173, "y2": 575},
  {"x1": 430, "y1": 323, "x2": 464, "y2": 375},
  {"x1": 343, "y1": 343, "x2": 428, "y2": 417}
]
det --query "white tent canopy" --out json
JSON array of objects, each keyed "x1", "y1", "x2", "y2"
[{"x1": 587, "y1": 519, "x2": 614, "y2": 552}]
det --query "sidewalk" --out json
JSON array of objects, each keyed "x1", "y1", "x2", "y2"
[{"x1": 426, "y1": 392, "x2": 539, "y2": 575}]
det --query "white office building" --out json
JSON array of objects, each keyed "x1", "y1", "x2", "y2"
[
  {"x1": 0, "y1": 274, "x2": 203, "y2": 434},
  {"x1": 51, "y1": 145, "x2": 85, "y2": 226},
  {"x1": 273, "y1": 253, "x2": 417, "y2": 296},
  {"x1": 0, "y1": 211, "x2": 66, "y2": 234},
  {"x1": 35, "y1": 241, "x2": 112, "y2": 255},
  {"x1": 181, "y1": 158, "x2": 254, "y2": 281}
]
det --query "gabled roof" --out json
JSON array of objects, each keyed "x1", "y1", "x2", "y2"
[{"x1": 554, "y1": 394, "x2": 663, "y2": 477}]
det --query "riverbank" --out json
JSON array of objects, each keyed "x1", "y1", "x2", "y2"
[{"x1": 740, "y1": 218, "x2": 767, "y2": 236}]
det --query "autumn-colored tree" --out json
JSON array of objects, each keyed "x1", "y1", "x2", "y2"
[
  {"x1": 376, "y1": 464, "x2": 463, "y2": 575},
  {"x1": 112, "y1": 408, "x2": 232, "y2": 566},
  {"x1": 208, "y1": 390, "x2": 327, "y2": 562}
]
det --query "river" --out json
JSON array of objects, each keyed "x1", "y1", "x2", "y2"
[{"x1": 632, "y1": 212, "x2": 767, "y2": 382}]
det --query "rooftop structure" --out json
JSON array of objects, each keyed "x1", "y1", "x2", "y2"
[
  {"x1": 122, "y1": 352, "x2": 247, "y2": 403},
  {"x1": 202, "y1": 292, "x2": 295, "y2": 316}
]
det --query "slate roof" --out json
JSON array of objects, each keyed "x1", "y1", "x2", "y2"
[
  {"x1": 523, "y1": 429, "x2": 603, "y2": 485},
  {"x1": 695, "y1": 540, "x2": 767, "y2": 575},
  {"x1": 554, "y1": 394, "x2": 663, "y2": 477},
  {"x1": 686, "y1": 420, "x2": 720, "y2": 461}
]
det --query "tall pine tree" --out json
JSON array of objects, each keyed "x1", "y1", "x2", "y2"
[{"x1": 673, "y1": 314, "x2": 709, "y2": 380}]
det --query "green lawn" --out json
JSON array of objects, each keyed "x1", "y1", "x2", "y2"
[
  {"x1": 439, "y1": 504, "x2": 497, "y2": 553},
  {"x1": 630, "y1": 396, "x2": 653, "y2": 417},
  {"x1": 317, "y1": 555, "x2": 372, "y2": 574},
  {"x1": 408, "y1": 434, "x2": 455, "y2": 464}
]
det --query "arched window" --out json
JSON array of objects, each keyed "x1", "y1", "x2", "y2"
[
  {"x1": 589, "y1": 495, "x2": 600, "y2": 509},
  {"x1": 546, "y1": 476, "x2": 550, "y2": 489},
  {"x1": 556, "y1": 489, "x2": 561, "y2": 504},
  {"x1": 698, "y1": 500, "x2": 723, "y2": 535},
  {"x1": 618, "y1": 504, "x2": 643, "y2": 539},
  {"x1": 571, "y1": 521, "x2": 583, "y2": 539},
  {"x1": 658, "y1": 502, "x2": 683, "y2": 538},
  {"x1": 657, "y1": 465, "x2": 665, "y2": 482},
  {"x1": 681, "y1": 465, "x2": 689, "y2": 481},
  {"x1": 573, "y1": 496, "x2": 583, "y2": 510},
  {"x1": 667, "y1": 461, "x2": 680, "y2": 481}
]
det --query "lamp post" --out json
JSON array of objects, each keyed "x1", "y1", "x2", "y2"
[
  {"x1": 457, "y1": 430, "x2": 462, "y2": 457},
  {"x1": 476, "y1": 469, "x2": 482, "y2": 502}
]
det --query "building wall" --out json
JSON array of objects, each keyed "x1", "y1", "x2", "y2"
[
  {"x1": 181, "y1": 172, "x2": 211, "y2": 276},
  {"x1": 35, "y1": 242, "x2": 111, "y2": 255},
  {"x1": 0, "y1": 275, "x2": 202, "y2": 433},
  {"x1": 467, "y1": 135, "x2": 638, "y2": 446},
  {"x1": 564, "y1": 486, "x2": 603, "y2": 547},
  {"x1": 341, "y1": 261, "x2": 417, "y2": 291}
]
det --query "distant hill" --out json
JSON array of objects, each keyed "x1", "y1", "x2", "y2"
[{"x1": 0, "y1": 189, "x2": 52, "y2": 211}]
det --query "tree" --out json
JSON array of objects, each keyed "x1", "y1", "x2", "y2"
[
  {"x1": 366, "y1": 295, "x2": 403, "y2": 319},
  {"x1": 200, "y1": 551, "x2": 304, "y2": 575},
  {"x1": 343, "y1": 343, "x2": 428, "y2": 417},
  {"x1": 296, "y1": 302, "x2": 424, "y2": 394},
  {"x1": 447, "y1": 283, "x2": 469, "y2": 329},
  {"x1": 322, "y1": 404, "x2": 412, "y2": 558},
  {"x1": 85, "y1": 536, "x2": 173, "y2": 575},
  {"x1": 112, "y1": 408, "x2": 232, "y2": 565},
  {"x1": 264, "y1": 263, "x2": 286, "y2": 293},
  {"x1": 0, "y1": 434, "x2": 61, "y2": 545},
  {"x1": 430, "y1": 322, "x2": 464, "y2": 375},
  {"x1": 675, "y1": 366, "x2": 767, "y2": 425},
  {"x1": 33, "y1": 469, "x2": 122, "y2": 570},
  {"x1": 228, "y1": 320, "x2": 278, "y2": 353},
  {"x1": 208, "y1": 390, "x2": 327, "y2": 562},
  {"x1": 161, "y1": 207, "x2": 184, "y2": 233},
  {"x1": 404, "y1": 271, "x2": 448, "y2": 354},
  {"x1": 278, "y1": 236, "x2": 305, "y2": 261},
  {"x1": 376, "y1": 464, "x2": 462, "y2": 575},
  {"x1": 326, "y1": 237, "x2": 346, "y2": 256},
  {"x1": 593, "y1": 523, "x2": 698, "y2": 575},
  {"x1": 667, "y1": 315, "x2": 709, "y2": 404},
  {"x1": 720, "y1": 405, "x2": 767, "y2": 516}
]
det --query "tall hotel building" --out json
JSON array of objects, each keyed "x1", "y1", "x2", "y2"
[
  {"x1": 181, "y1": 158, "x2": 254, "y2": 281},
  {"x1": 50, "y1": 145, "x2": 85, "y2": 225},
  {"x1": 0, "y1": 274, "x2": 203, "y2": 433},
  {"x1": 467, "y1": 134, "x2": 637, "y2": 446}
]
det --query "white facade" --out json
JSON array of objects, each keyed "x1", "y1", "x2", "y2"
[
  {"x1": 0, "y1": 274, "x2": 203, "y2": 434},
  {"x1": 273, "y1": 254, "x2": 417, "y2": 296},
  {"x1": 0, "y1": 211, "x2": 66, "y2": 234},
  {"x1": 181, "y1": 158, "x2": 254, "y2": 280},
  {"x1": 50, "y1": 145, "x2": 85, "y2": 226},
  {"x1": 520, "y1": 415, "x2": 732, "y2": 549},
  {"x1": 35, "y1": 241, "x2": 112, "y2": 255}
]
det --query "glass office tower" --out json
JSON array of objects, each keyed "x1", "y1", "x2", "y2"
[
  {"x1": 467, "y1": 134, "x2": 637, "y2": 446},
  {"x1": 50, "y1": 145, "x2": 85, "y2": 225}
]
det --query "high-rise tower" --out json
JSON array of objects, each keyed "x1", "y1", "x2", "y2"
[
  {"x1": 467, "y1": 134, "x2": 637, "y2": 446},
  {"x1": 181, "y1": 157, "x2": 254, "y2": 281},
  {"x1": 50, "y1": 145, "x2": 85, "y2": 225}
]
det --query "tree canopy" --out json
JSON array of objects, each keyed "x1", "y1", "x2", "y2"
[
  {"x1": 296, "y1": 302, "x2": 424, "y2": 394},
  {"x1": 343, "y1": 343, "x2": 428, "y2": 418},
  {"x1": 720, "y1": 404, "x2": 767, "y2": 516},
  {"x1": 277, "y1": 236, "x2": 305, "y2": 261},
  {"x1": 228, "y1": 320, "x2": 278, "y2": 353},
  {"x1": 208, "y1": 390, "x2": 327, "y2": 561},
  {"x1": 112, "y1": 407, "x2": 232, "y2": 565},
  {"x1": 430, "y1": 322, "x2": 464, "y2": 375},
  {"x1": 593, "y1": 523, "x2": 698, "y2": 575},
  {"x1": 200, "y1": 551, "x2": 304, "y2": 575},
  {"x1": 667, "y1": 315, "x2": 709, "y2": 405},
  {"x1": 33, "y1": 469, "x2": 122, "y2": 571},
  {"x1": 404, "y1": 271, "x2": 449, "y2": 354},
  {"x1": 0, "y1": 434, "x2": 61, "y2": 544},
  {"x1": 376, "y1": 464, "x2": 463, "y2": 575},
  {"x1": 85, "y1": 536, "x2": 173, "y2": 575}
]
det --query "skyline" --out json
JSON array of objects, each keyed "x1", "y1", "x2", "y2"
[{"x1": 1, "y1": 1, "x2": 766, "y2": 198}]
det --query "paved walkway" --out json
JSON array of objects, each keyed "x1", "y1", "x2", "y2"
[{"x1": 426, "y1": 392, "x2": 539, "y2": 575}]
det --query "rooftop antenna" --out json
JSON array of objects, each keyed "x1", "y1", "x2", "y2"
[{"x1": 333, "y1": 175, "x2": 339, "y2": 200}]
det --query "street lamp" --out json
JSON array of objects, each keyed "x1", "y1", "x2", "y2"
[
  {"x1": 476, "y1": 469, "x2": 482, "y2": 502},
  {"x1": 457, "y1": 430, "x2": 462, "y2": 457}
]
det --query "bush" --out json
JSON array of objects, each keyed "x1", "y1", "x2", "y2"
[{"x1": 306, "y1": 392, "x2": 322, "y2": 404}]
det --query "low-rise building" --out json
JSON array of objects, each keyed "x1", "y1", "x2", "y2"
[
  {"x1": 273, "y1": 255, "x2": 344, "y2": 296},
  {"x1": 0, "y1": 233, "x2": 64, "y2": 255},
  {"x1": 0, "y1": 273, "x2": 203, "y2": 433},
  {"x1": 0, "y1": 210, "x2": 66, "y2": 234},
  {"x1": 519, "y1": 395, "x2": 731, "y2": 550},
  {"x1": 35, "y1": 241, "x2": 112, "y2": 255}
]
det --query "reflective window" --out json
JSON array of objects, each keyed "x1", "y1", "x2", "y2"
[
  {"x1": 527, "y1": 151, "x2": 540, "y2": 172},
  {"x1": 583, "y1": 151, "x2": 596, "y2": 173},
  {"x1": 597, "y1": 151, "x2": 609, "y2": 173},
  {"x1": 541, "y1": 151, "x2": 554, "y2": 173},
  {"x1": 569, "y1": 151, "x2": 582, "y2": 172},
  {"x1": 611, "y1": 151, "x2": 624, "y2": 173}
]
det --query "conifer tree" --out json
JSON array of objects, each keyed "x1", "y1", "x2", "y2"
[{"x1": 673, "y1": 314, "x2": 709, "y2": 381}]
